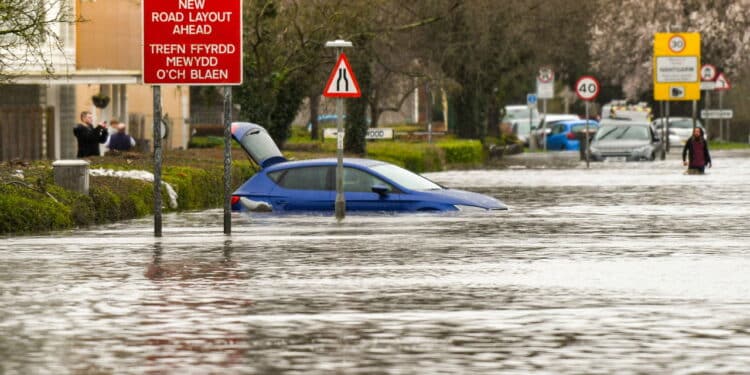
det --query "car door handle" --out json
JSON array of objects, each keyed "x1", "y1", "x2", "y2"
[{"x1": 275, "y1": 200, "x2": 287, "y2": 206}]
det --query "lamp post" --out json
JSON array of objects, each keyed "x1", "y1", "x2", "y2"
[{"x1": 324, "y1": 39, "x2": 353, "y2": 221}]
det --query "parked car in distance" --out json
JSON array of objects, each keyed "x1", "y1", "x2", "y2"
[
  {"x1": 589, "y1": 119, "x2": 663, "y2": 162},
  {"x1": 230, "y1": 122, "x2": 508, "y2": 213},
  {"x1": 502, "y1": 105, "x2": 539, "y2": 147},
  {"x1": 651, "y1": 117, "x2": 707, "y2": 147},
  {"x1": 545, "y1": 120, "x2": 599, "y2": 151},
  {"x1": 531, "y1": 114, "x2": 581, "y2": 148}
]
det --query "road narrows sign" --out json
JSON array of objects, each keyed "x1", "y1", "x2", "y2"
[
  {"x1": 142, "y1": 0, "x2": 243, "y2": 85},
  {"x1": 323, "y1": 53, "x2": 361, "y2": 98},
  {"x1": 714, "y1": 73, "x2": 731, "y2": 91},
  {"x1": 575, "y1": 76, "x2": 600, "y2": 101}
]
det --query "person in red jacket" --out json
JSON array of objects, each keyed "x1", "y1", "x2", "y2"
[{"x1": 682, "y1": 127, "x2": 711, "y2": 174}]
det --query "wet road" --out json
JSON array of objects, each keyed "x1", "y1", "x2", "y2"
[{"x1": 1, "y1": 153, "x2": 749, "y2": 374}]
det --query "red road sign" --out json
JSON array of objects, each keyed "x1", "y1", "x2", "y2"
[
  {"x1": 700, "y1": 64, "x2": 717, "y2": 81},
  {"x1": 575, "y1": 76, "x2": 600, "y2": 101},
  {"x1": 714, "y1": 73, "x2": 731, "y2": 91},
  {"x1": 323, "y1": 53, "x2": 361, "y2": 98},
  {"x1": 538, "y1": 67, "x2": 554, "y2": 83},
  {"x1": 142, "y1": 0, "x2": 243, "y2": 85}
]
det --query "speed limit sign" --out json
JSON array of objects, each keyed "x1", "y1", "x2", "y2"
[{"x1": 575, "y1": 76, "x2": 600, "y2": 101}]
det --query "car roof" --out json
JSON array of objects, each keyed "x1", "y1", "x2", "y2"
[
  {"x1": 559, "y1": 119, "x2": 598, "y2": 125},
  {"x1": 263, "y1": 158, "x2": 387, "y2": 173},
  {"x1": 542, "y1": 114, "x2": 579, "y2": 121},
  {"x1": 599, "y1": 118, "x2": 651, "y2": 126}
]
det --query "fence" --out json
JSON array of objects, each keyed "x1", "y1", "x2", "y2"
[{"x1": 0, "y1": 107, "x2": 54, "y2": 162}]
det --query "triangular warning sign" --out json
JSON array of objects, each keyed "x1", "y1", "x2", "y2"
[
  {"x1": 323, "y1": 53, "x2": 361, "y2": 98},
  {"x1": 714, "y1": 73, "x2": 731, "y2": 91}
]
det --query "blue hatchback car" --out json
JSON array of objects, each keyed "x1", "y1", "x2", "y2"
[
  {"x1": 230, "y1": 122, "x2": 507, "y2": 213},
  {"x1": 545, "y1": 119, "x2": 599, "y2": 151}
]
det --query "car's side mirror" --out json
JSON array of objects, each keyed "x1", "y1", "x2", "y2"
[{"x1": 372, "y1": 184, "x2": 390, "y2": 196}]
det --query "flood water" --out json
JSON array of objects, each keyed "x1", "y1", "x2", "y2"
[{"x1": 2, "y1": 153, "x2": 749, "y2": 374}]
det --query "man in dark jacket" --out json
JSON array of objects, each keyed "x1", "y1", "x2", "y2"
[
  {"x1": 73, "y1": 111, "x2": 108, "y2": 158},
  {"x1": 682, "y1": 127, "x2": 711, "y2": 174}
]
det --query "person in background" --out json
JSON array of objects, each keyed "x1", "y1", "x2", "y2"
[
  {"x1": 682, "y1": 127, "x2": 711, "y2": 174},
  {"x1": 73, "y1": 111, "x2": 108, "y2": 158},
  {"x1": 105, "y1": 120, "x2": 136, "y2": 152}
]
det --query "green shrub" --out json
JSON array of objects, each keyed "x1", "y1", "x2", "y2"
[
  {"x1": 368, "y1": 142, "x2": 443, "y2": 173},
  {"x1": 437, "y1": 140, "x2": 483, "y2": 166},
  {"x1": 0, "y1": 184, "x2": 73, "y2": 233},
  {"x1": 188, "y1": 136, "x2": 224, "y2": 149}
]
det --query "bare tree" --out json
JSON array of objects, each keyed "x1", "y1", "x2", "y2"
[{"x1": 0, "y1": 0, "x2": 76, "y2": 81}]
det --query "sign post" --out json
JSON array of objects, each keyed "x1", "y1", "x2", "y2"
[
  {"x1": 527, "y1": 93, "x2": 538, "y2": 151},
  {"x1": 653, "y1": 32, "x2": 700, "y2": 153},
  {"x1": 575, "y1": 76, "x2": 600, "y2": 168},
  {"x1": 323, "y1": 40, "x2": 360, "y2": 221},
  {"x1": 143, "y1": 0, "x2": 243, "y2": 236},
  {"x1": 700, "y1": 64, "x2": 717, "y2": 136},
  {"x1": 714, "y1": 73, "x2": 731, "y2": 140},
  {"x1": 537, "y1": 67, "x2": 554, "y2": 151}
]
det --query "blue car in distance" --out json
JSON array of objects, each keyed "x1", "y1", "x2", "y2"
[
  {"x1": 545, "y1": 119, "x2": 599, "y2": 151},
  {"x1": 230, "y1": 122, "x2": 507, "y2": 213}
]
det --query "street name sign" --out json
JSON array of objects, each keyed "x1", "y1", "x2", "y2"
[
  {"x1": 701, "y1": 109, "x2": 733, "y2": 119},
  {"x1": 323, "y1": 53, "x2": 361, "y2": 98},
  {"x1": 143, "y1": 0, "x2": 243, "y2": 85},
  {"x1": 324, "y1": 128, "x2": 394, "y2": 140},
  {"x1": 653, "y1": 33, "x2": 700, "y2": 101}
]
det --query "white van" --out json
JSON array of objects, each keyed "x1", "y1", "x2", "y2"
[{"x1": 502, "y1": 105, "x2": 539, "y2": 146}]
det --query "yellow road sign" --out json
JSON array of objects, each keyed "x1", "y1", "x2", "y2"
[{"x1": 653, "y1": 33, "x2": 700, "y2": 101}]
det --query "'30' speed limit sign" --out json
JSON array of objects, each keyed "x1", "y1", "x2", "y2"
[{"x1": 575, "y1": 76, "x2": 600, "y2": 101}]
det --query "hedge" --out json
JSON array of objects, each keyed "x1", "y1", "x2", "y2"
[{"x1": 0, "y1": 161, "x2": 255, "y2": 235}]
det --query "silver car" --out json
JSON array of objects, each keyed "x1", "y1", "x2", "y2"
[
  {"x1": 589, "y1": 119, "x2": 664, "y2": 162},
  {"x1": 651, "y1": 117, "x2": 707, "y2": 147}
]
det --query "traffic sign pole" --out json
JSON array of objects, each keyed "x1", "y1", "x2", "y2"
[
  {"x1": 223, "y1": 86, "x2": 232, "y2": 235},
  {"x1": 660, "y1": 102, "x2": 666, "y2": 160},
  {"x1": 324, "y1": 40, "x2": 355, "y2": 221},
  {"x1": 152, "y1": 86, "x2": 162, "y2": 237},
  {"x1": 574, "y1": 76, "x2": 600, "y2": 168},
  {"x1": 719, "y1": 91, "x2": 724, "y2": 140},
  {"x1": 545, "y1": 99, "x2": 549, "y2": 151},
  {"x1": 585, "y1": 102, "x2": 590, "y2": 168}
]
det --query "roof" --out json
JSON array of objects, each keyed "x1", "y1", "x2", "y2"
[
  {"x1": 264, "y1": 158, "x2": 387, "y2": 172},
  {"x1": 599, "y1": 118, "x2": 651, "y2": 126}
]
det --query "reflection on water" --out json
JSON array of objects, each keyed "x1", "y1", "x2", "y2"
[{"x1": 1, "y1": 156, "x2": 749, "y2": 374}]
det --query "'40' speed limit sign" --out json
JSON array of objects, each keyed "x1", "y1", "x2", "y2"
[{"x1": 575, "y1": 76, "x2": 600, "y2": 101}]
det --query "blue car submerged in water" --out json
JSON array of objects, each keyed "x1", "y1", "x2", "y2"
[{"x1": 230, "y1": 122, "x2": 507, "y2": 213}]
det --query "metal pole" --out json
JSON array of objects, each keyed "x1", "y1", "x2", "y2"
[
  {"x1": 585, "y1": 101, "x2": 590, "y2": 168},
  {"x1": 665, "y1": 102, "x2": 670, "y2": 153},
  {"x1": 426, "y1": 82, "x2": 432, "y2": 144},
  {"x1": 692, "y1": 100, "x2": 697, "y2": 131},
  {"x1": 152, "y1": 86, "x2": 162, "y2": 237},
  {"x1": 528, "y1": 106, "x2": 534, "y2": 151},
  {"x1": 223, "y1": 86, "x2": 233, "y2": 235},
  {"x1": 705, "y1": 89, "x2": 711, "y2": 137},
  {"x1": 660, "y1": 101, "x2": 666, "y2": 160},
  {"x1": 719, "y1": 91, "x2": 724, "y2": 140},
  {"x1": 334, "y1": 48, "x2": 345, "y2": 221},
  {"x1": 542, "y1": 99, "x2": 548, "y2": 152}
]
